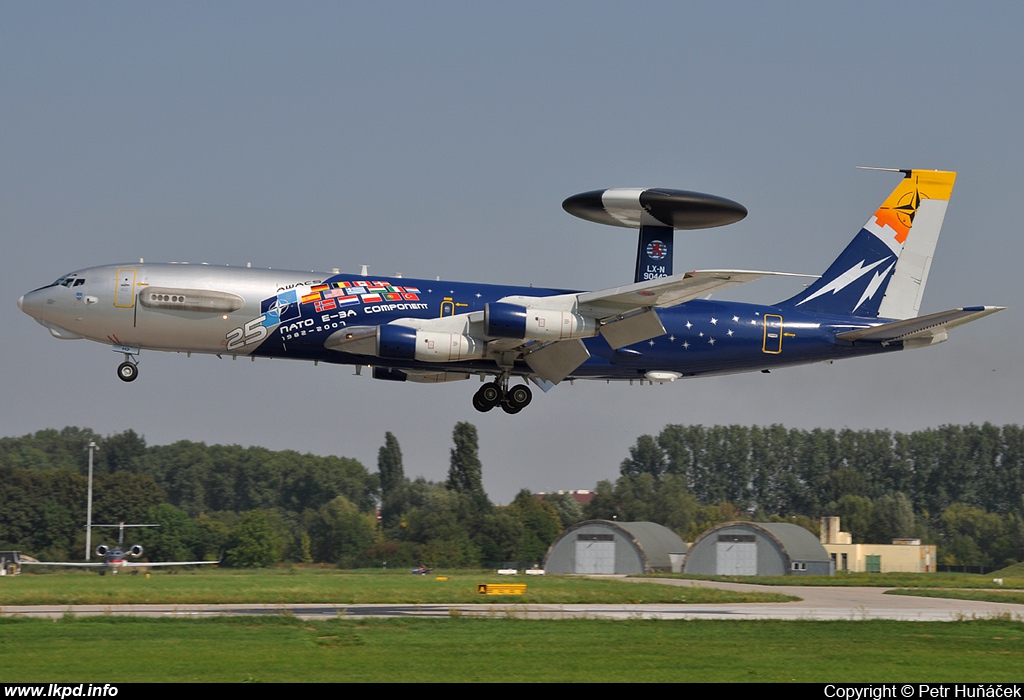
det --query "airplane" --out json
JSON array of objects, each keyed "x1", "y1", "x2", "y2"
[
  {"x1": 19, "y1": 523, "x2": 219, "y2": 575},
  {"x1": 18, "y1": 168, "x2": 1004, "y2": 414}
]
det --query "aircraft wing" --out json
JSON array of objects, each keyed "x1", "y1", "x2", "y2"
[
  {"x1": 577, "y1": 269, "x2": 816, "y2": 314},
  {"x1": 20, "y1": 561, "x2": 105, "y2": 567},
  {"x1": 568, "y1": 269, "x2": 814, "y2": 356},
  {"x1": 325, "y1": 269, "x2": 816, "y2": 385},
  {"x1": 835, "y1": 306, "x2": 1006, "y2": 345}
]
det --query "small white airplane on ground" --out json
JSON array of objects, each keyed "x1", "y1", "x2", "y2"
[
  {"x1": 20, "y1": 523, "x2": 218, "y2": 575},
  {"x1": 18, "y1": 168, "x2": 1003, "y2": 413}
]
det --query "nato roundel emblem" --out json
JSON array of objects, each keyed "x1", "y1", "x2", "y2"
[{"x1": 646, "y1": 240, "x2": 668, "y2": 260}]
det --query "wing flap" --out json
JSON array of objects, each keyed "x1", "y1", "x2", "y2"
[
  {"x1": 599, "y1": 308, "x2": 666, "y2": 349},
  {"x1": 523, "y1": 339, "x2": 591, "y2": 384}
]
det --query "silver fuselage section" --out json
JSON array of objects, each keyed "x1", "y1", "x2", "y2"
[{"x1": 19, "y1": 263, "x2": 325, "y2": 355}]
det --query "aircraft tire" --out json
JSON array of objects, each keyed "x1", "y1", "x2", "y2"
[
  {"x1": 506, "y1": 384, "x2": 532, "y2": 409},
  {"x1": 117, "y1": 362, "x2": 138, "y2": 382},
  {"x1": 479, "y1": 382, "x2": 502, "y2": 404},
  {"x1": 472, "y1": 392, "x2": 494, "y2": 412},
  {"x1": 500, "y1": 401, "x2": 523, "y2": 415}
]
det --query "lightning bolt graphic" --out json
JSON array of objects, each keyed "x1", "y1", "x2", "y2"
[
  {"x1": 796, "y1": 256, "x2": 893, "y2": 306},
  {"x1": 852, "y1": 261, "x2": 896, "y2": 314}
]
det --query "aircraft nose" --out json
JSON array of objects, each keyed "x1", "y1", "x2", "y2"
[
  {"x1": 18, "y1": 289, "x2": 40, "y2": 317},
  {"x1": 18, "y1": 288, "x2": 49, "y2": 319}
]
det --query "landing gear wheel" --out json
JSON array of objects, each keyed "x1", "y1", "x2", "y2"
[
  {"x1": 472, "y1": 392, "x2": 494, "y2": 413},
  {"x1": 479, "y1": 382, "x2": 502, "y2": 405},
  {"x1": 117, "y1": 361, "x2": 138, "y2": 382},
  {"x1": 473, "y1": 382, "x2": 503, "y2": 412},
  {"x1": 500, "y1": 384, "x2": 532, "y2": 414}
]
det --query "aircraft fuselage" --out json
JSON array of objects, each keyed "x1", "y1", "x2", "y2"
[{"x1": 19, "y1": 262, "x2": 893, "y2": 383}]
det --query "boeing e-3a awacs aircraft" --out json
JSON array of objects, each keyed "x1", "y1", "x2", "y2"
[{"x1": 18, "y1": 168, "x2": 1003, "y2": 414}]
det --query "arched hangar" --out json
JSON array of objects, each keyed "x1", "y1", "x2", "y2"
[
  {"x1": 543, "y1": 520, "x2": 687, "y2": 575},
  {"x1": 684, "y1": 521, "x2": 833, "y2": 576}
]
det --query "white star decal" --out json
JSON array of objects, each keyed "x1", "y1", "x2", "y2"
[
  {"x1": 648, "y1": 339, "x2": 656, "y2": 346},
  {"x1": 732, "y1": 316, "x2": 740, "y2": 323},
  {"x1": 727, "y1": 329, "x2": 734, "y2": 336},
  {"x1": 669, "y1": 335, "x2": 676, "y2": 342},
  {"x1": 710, "y1": 317, "x2": 718, "y2": 325},
  {"x1": 685, "y1": 321, "x2": 693, "y2": 329},
  {"x1": 682, "y1": 341, "x2": 690, "y2": 349},
  {"x1": 708, "y1": 337, "x2": 716, "y2": 346}
]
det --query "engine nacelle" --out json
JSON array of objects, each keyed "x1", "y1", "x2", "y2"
[
  {"x1": 377, "y1": 325, "x2": 484, "y2": 362},
  {"x1": 128, "y1": 544, "x2": 144, "y2": 558},
  {"x1": 372, "y1": 367, "x2": 471, "y2": 383},
  {"x1": 95, "y1": 544, "x2": 109, "y2": 557},
  {"x1": 485, "y1": 302, "x2": 597, "y2": 341}
]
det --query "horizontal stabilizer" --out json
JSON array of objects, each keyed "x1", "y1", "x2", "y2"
[{"x1": 836, "y1": 306, "x2": 1005, "y2": 346}]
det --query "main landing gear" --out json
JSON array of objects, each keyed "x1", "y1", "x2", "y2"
[{"x1": 472, "y1": 376, "x2": 533, "y2": 414}]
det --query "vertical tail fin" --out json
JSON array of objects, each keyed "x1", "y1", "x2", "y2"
[
  {"x1": 778, "y1": 169, "x2": 956, "y2": 319},
  {"x1": 635, "y1": 224, "x2": 674, "y2": 283}
]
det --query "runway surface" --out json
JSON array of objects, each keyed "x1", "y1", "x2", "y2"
[{"x1": 3, "y1": 578, "x2": 1022, "y2": 621}]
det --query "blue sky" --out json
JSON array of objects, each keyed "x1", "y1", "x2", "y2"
[{"x1": 3, "y1": 2, "x2": 1021, "y2": 503}]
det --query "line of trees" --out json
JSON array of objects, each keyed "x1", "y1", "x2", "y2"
[
  {"x1": 1, "y1": 423, "x2": 1021, "y2": 569},
  {"x1": 0, "y1": 424, "x2": 577, "y2": 568},
  {"x1": 601, "y1": 424, "x2": 1024, "y2": 567}
]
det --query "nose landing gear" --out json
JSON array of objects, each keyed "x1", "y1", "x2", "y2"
[
  {"x1": 117, "y1": 355, "x2": 139, "y2": 382},
  {"x1": 472, "y1": 375, "x2": 533, "y2": 414}
]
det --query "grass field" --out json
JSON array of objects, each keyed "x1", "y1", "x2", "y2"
[
  {"x1": 3, "y1": 568, "x2": 1023, "y2": 682},
  {"x1": 1, "y1": 568, "x2": 795, "y2": 606},
  {"x1": 0, "y1": 615, "x2": 1021, "y2": 682}
]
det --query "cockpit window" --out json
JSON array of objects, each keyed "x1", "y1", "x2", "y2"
[{"x1": 52, "y1": 274, "x2": 83, "y2": 288}]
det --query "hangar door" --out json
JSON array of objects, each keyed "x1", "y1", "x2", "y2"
[
  {"x1": 716, "y1": 534, "x2": 757, "y2": 575},
  {"x1": 575, "y1": 534, "x2": 615, "y2": 574}
]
